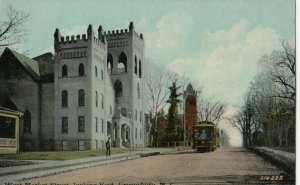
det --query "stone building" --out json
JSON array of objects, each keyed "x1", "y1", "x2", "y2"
[{"x1": 0, "y1": 22, "x2": 145, "y2": 151}]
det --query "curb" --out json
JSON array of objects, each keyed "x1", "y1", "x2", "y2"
[
  {"x1": 140, "y1": 152, "x2": 160, "y2": 157},
  {"x1": 0, "y1": 149, "x2": 179, "y2": 181},
  {"x1": 249, "y1": 147, "x2": 295, "y2": 176},
  {"x1": 0, "y1": 154, "x2": 139, "y2": 177}
]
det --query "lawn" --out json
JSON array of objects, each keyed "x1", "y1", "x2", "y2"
[
  {"x1": 0, "y1": 148, "x2": 140, "y2": 160},
  {"x1": 0, "y1": 160, "x2": 35, "y2": 168}
]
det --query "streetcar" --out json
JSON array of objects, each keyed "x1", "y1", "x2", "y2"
[{"x1": 192, "y1": 121, "x2": 220, "y2": 152}]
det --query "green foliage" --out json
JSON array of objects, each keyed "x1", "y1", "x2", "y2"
[{"x1": 166, "y1": 82, "x2": 182, "y2": 141}]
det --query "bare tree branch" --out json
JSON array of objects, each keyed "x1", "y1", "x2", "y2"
[{"x1": 0, "y1": 7, "x2": 29, "y2": 52}]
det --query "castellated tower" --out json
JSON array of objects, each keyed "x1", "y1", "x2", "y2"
[
  {"x1": 105, "y1": 22, "x2": 145, "y2": 148},
  {"x1": 53, "y1": 25, "x2": 115, "y2": 150},
  {"x1": 53, "y1": 22, "x2": 145, "y2": 150}
]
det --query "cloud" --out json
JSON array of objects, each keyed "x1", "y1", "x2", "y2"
[
  {"x1": 136, "y1": 17, "x2": 151, "y2": 31},
  {"x1": 155, "y1": 11, "x2": 193, "y2": 49},
  {"x1": 167, "y1": 19, "x2": 282, "y2": 106},
  {"x1": 143, "y1": 11, "x2": 194, "y2": 55},
  {"x1": 59, "y1": 25, "x2": 87, "y2": 36}
]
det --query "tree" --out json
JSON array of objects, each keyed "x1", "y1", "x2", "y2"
[
  {"x1": 229, "y1": 41, "x2": 295, "y2": 148},
  {"x1": 0, "y1": 7, "x2": 29, "y2": 53},
  {"x1": 166, "y1": 82, "x2": 182, "y2": 141},
  {"x1": 197, "y1": 97, "x2": 226, "y2": 125},
  {"x1": 270, "y1": 41, "x2": 295, "y2": 103},
  {"x1": 144, "y1": 59, "x2": 178, "y2": 146}
]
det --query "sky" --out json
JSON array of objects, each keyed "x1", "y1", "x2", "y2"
[{"x1": 0, "y1": 0, "x2": 296, "y2": 146}]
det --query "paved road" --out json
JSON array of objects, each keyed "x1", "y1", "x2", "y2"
[{"x1": 22, "y1": 148, "x2": 294, "y2": 185}]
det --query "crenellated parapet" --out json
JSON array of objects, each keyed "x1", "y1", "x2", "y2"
[
  {"x1": 54, "y1": 24, "x2": 107, "y2": 51},
  {"x1": 104, "y1": 22, "x2": 144, "y2": 41},
  {"x1": 103, "y1": 22, "x2": 144, "y2": 50}
]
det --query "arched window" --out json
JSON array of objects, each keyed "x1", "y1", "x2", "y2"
[
  {"x1": 118, "y1": 52, "x2": 127, "y2": 73},
  {"x1": 79, "y1": 63, "x2": 84, "y2": 76},
  {"x1": 134, "y1": 56, "x2": 137, "y2": 74},
  {"x1": 24, "y1": 110, "x2": 31, "y2": 134},
  {"x1": 137, "y1": 83, "x2": 140, "y2": 99},
  {"x1": 62, "y1": 90, "x2": 68, "y2": 107},
  {"x1": 62, "y1": 65, "x2": 68, "y2": 77},
  {"x1": 139, "y1": 60, "x2": 142, "y2": 78},
  {"x1": 95, "y1": 66, "x2": 98, "y2": 77},
  {"x1": 78, "y1": 89, "x2": 85, "y2": 106},
  {"x1": 114, "y1": 80, "x2": 122, "y2": 97},
  {"x1": 107, "y1": 53, "x2": 113, "y2": 74},
  {"x1": 95, "y1": 91, "x2": 98, "y2": 107}
]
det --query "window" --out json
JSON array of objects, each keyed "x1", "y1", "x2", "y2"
[
  {"x1": 137, "y1": 83, "x2": 140, "y2": 99},
  {"x1": 107, "y1": 53, "x2": 113, "y2": 74},
  {"x1": 135, "y1": 109, "x2": 137, "y2": 120},
  {"x1": 110, "y1": 106, "x2": 112, "y2": 115},
  {"x1": 140, "y1": 129, "x2": 142, "y2": 139},
  {"x1": 79, "y1": 63, "x2": 84, "y2": 76},
  {"x1": 114, "y1": 80, "x2": 122, "y2": 97},
  {"x1": 62, "y1": 117, "x2": 68, "y2": 133},
  {"x1": 95, "y1": 91, "x2": 98, "y2": 107},
  {"x1": 118, "y1": 52, "x2": 127, "y2": 73},
  {"x1": 62, "y1": 90, "x2": 68, "y2": 107},
  {"x1": 95, "y1": 66, "x2": 98, "y2": 77},
  {"x1": 134, "y1": 56, "x2": 137, "y2": 74},
  {"x1": 107, "y1": 122, "x2": 111, "y2": 136},
  {"x1": 101, "y1": 119, "x2": 104, "y2": 133},
  {"x1": 62, "y1": 141, "x2": 68, "y2": 151},
  {"x1": 121, "y1": 108, "x2": 127, "y2": 117},
  {"x1": 62, "y1": 65, "x2": 68, "y2": 77},
  {"x1": 140, "y1": 111, "x2": 142, "y2": 122},
  {"x1": 101, "y1": 69, "x2": 103, "y2": 80},
  {"x1": 79, "y1": 140, "x2": 85, "y2": 150},
  {"x1": 23, "y1": 110, "x2": 31, "y2": 134},
  {"x1": 101, "y1": 93, "x2": 104, "y2": 109},
  {"x1": 78, "y1": 89, "x2": 85, "y2": 106},
  {"x1": 95, "y1": 117, "x2": 98, "y2": 133},
  {"x1": 135, "y1": 128, "x2": 137, "y2": 139},
  {"x1": 126, "y1": 130, "x2": 129, "y2": 140},
  {"x1": 78, "y1": 116, "x2": 85, "y2": 132},
  {"x1": 139, "y1": 60, "x2": 142, "y2": 78}
]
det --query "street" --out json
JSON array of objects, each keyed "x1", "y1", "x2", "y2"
[{"x1": 25, "y1": 148, "x2": 293, "y2": 185}]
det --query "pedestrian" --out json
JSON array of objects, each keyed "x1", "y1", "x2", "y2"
[{"x1": 106, "y1": 136, "x2": 111, "y2": 157}]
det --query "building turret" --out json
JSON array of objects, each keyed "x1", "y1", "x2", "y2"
[
  {"x1": 87, "y1": 24, "x2": 94, "y2": 39},
  {"x1": 54, "y1": 28, "x2": 61, "y2": 50},
  {"x1": 98, "y1": 25, "x2": 103, "y2": 39},
  {"x1": 129, "y1": 22, "x2": 134, "y2": 32}
]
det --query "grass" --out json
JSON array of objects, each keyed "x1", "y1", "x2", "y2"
[
  {"x1": 0, "y1": 148, "x2": 141, "y2": 161},
  {"x1": 0, "y1": 160, "x2": 35, "y2": 168}
]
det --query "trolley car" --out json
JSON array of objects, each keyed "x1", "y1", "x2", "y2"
[{"x1": 192, "y1": 121, "x2": 220, "y2": 152}]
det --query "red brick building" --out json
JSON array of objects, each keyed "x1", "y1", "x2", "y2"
[{"x1": 184, "y1": 84, "x2": 198, "y2": 142}]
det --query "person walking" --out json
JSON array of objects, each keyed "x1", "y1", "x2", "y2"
[{"x1": 106, "y1": 136, "x2": 111, "y2": 157}]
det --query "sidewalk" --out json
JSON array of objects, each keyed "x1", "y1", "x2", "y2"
[
  {"x1": 249, "y1": 146, "x2": 295, "y2": 175},
  {"x1": 0, "y1": 147, "x2": 179, "y2": 183}
]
